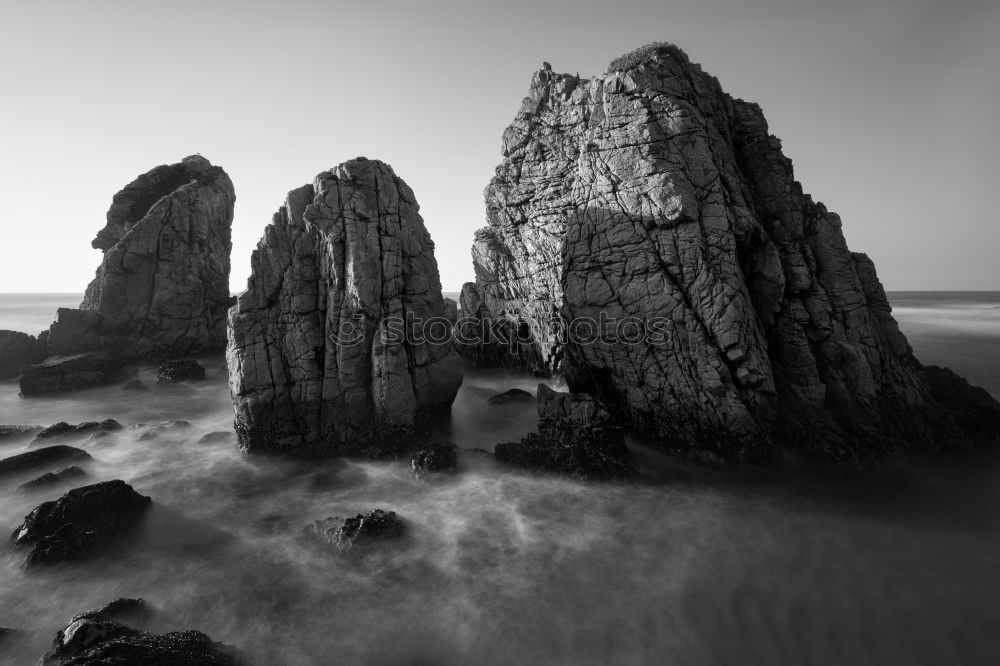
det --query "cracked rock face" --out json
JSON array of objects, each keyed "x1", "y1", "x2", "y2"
[
  {"x1": 45, "y1": 155, "x2": 234, "y2": 361},
  {"x1": 227, "y1": 158, "x2": 463, "y2": 456},
  {"x1": 470, "y1": 43, "x2": 1000, "y2": 462}
]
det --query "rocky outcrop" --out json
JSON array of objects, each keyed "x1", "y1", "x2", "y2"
[
  {"x1": 0, "y1": 445, "x2": 92, "y2": 479},
  {"x1": 495, "y1": 384, "x2": 632, "y2": 479},
  {"x1": 0, "y1": 330, "x2": 47, "y2": 379},
  {"x1": 42, "y1": 598, "x2": 242, "y2": 666},
  {"x1": 40, "y1": 155, "x2": 234, "y2": 364},
  {"x1": 308, "y1": 509, "x2": 405, "y2": 552},
  {"x1": 18, "y1": 466, "x2": 88, "y2": 492},
  {"x1": 470, "y1": 43, "x2": 1000, "y2": 462},
  {"x1": 411, "y1": 442, "x2": 458, "y2": 479},
  {"x1": 19, "y1": 353, "x2": 132, "y2": 396},
  {"x1": 11, "y1": 480, "x2": 151, "y2": 567},
  {"x1": 156, "y1": 359, "x2": 206, "y2": 384},
  {"x1": 227, "y1": 158, "x2": 463, "y2": 456},
  {"x1": 34, "y1": 419, "x2": 123, "y2": 441},
  {"x1": 487, "y1": 388, "x2": 534, "y2": 405}
]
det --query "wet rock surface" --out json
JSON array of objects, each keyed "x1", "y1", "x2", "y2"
[
  {"x1": 308, "y1": 508, "x2": 405, "y2": 552},
  {"x1": 42, "y1": 598, "x2": 242, "y2": 665},
  {"x1": 228, "y1": 158, "x2": 463, "y2": 456},
  {"x1": 411, "y1": 443, "x2": 459, "y2": 479},
  {"x1": 0, "y1": 446, "x2": 92, "y2": 479},
  {"x1": 0, "y1": 425, "x2": 42, "y2": 441},
  {"x1": 468, "y1": 42, "x2": 1000, "y2": 462},
  {"x1": 156, "y1": 359, "x2": 206, "y2": 384},
  {"x1": 495, "y1": 384, "x2": 633, "y2": 479},
  {"x1": 121, "y1": 378, "x2": 149, "y2": 391},
  {"x1": 11, "y1": 480, "x2": 152, "y2": 567}
]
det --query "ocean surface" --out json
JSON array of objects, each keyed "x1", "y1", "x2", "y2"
[{"x1": 0, "y1": 292, "x2": 998, "y2": 665}]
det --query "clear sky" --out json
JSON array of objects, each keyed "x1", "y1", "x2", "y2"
[{"x1": 1, "y1": 0, "x2": 997, "y2": 293}]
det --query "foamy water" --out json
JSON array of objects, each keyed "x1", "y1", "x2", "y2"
[{"x1": 0, "y1": 293, "x2": 998, "y2": 665}]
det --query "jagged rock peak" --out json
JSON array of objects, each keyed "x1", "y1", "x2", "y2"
[
  {"x1": 227, "y1": 157, "x2": 463, "y2": 456},
  {"x1": 39, "y1": 155, "x2": 234, "y2": 364},
  {"x1": 468, "y1": 42, "x2": 1000, "y2": 463}
]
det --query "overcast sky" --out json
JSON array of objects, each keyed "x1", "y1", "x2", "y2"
[{"x1": 1, "y1": 0, "x2": 997, "y2": 293}]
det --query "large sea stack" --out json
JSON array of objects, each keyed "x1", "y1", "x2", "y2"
[
  {"x1": 44, "y1": 155, "x2": 235, "y2": 361},
  {"x1": 467, "y1": 43, "x2": 1000, "y2": 462},
  {"x1": 227, "y1": 158, "x2": 463, "y2": 456}
]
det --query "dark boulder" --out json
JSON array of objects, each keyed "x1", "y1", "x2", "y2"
[
  {"x1": 35, "y1": 419, "x2": 123, "y2": 441},
  {"x1": 495, "y1": 384, "x2": 633, "y2": 479},
  {"x1": 308, "y1": 509, "x2": 405, "y2": 552},
  {"x1": 0, "y1": 329, "x2": 47, "y2": 379},
  {"x1": 0, "y1": 445, "x2": 92, "y2": 479},
  {"x1": 156, "y1": 359, "x2": 206, "y2": 384},
  {"x1": 487, "y1": 388, "x2": 534, "y2": 405},
  {"x1": 411, "y1": 443, "x2": 458, "y2": 479},
  {"x1": 42, "y1": 598, "x2": 242, "y2": 665},
  {"x1": 0, "y1": 425, "x2": 42, "y2": 441},
  {"x1": 121, "y1": 378, "x2": 149, "y2": 391},
  {"x1": 19, "y1": 353, "x2": 132, "y2": 396},
  {"x1": 11, "y1": 480, "x2": 151, "y2": 567},
  {"x1": 18, "y1": 466, "x2": 88, "y2": 492},
  {"x1": 925, "y1": 365, "x2": 1000, "y2": 441},
  {"x1": 198, "y1": 431, "x2": 235, "y2": 444}
]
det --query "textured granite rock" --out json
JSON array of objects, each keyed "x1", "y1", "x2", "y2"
[
  {"x1": 19, "y1": 353, "x2": 131, "y2": 396},
  {"x1": 470, "y1": 43, "x2": 1000, "y2": 462},
  {"x1": 43, "y1": 155, "x2": 234, "y2": 363},
  {"x1": 42, "y1": 598, "x2": 242, "y2": 666},
  {"x1": 156, "y1": 359, "x2": 206, "y2": 384},
  {"x1": 0, "y1": 330, "x2": 47, "y2": 379},
  {"x1": 495, "y1": 384, "x2": 632, "y2": 479},
  {"x1": 411, "y1": 442, "x2": 458, "y2": 479},
  {"x1": 11, "y1": 480, "x2": 151, "y2": 567},
  {"x1": 227, "y1": 158, "x2": 463, "y2": 456},
  {"x1": 34, "y1": 419, "x2": 123, "y2": 441},
  {"x1": 308, "y1": 509, "x2": 405, "y2": 552}
]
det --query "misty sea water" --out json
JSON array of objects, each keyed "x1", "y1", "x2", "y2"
[{"x1": 0, "y1": 292, "x2": 998, "y2": 665}]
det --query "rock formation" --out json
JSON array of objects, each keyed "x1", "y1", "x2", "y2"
[
  {"x1": 11, "y1": 480, "x2": 151, "y2": 567},
  {"x1": 38, "y1": 155, "x2": 234, "y2": 365},
  {"x1": 42, "y1": 598, "x2": 242, "y2": 665},
  {"x1": 495, "y1": 384, "x2": 633, "y2": 478},
  {"x1": 308, "y1": 509, "x2": 405, "y2": 552},
  {"x1": 0, "y1": 445, "x2": 92, "y2": 480},
  {"x1": 469, "y1": 43, "x2": 1000, "y2": 462},
  {"x1": 227, "y1": 158, "x2": 463, "y2": 456},
  {"x1": 0, "y1": 330, "x2": 47, "y2": 379},
  {"x1": 19, "y1": 352, "x2": 133, "y2": 396},
  {"x1": 410, "y1": 442, "x2": 458, "y2": 479}
]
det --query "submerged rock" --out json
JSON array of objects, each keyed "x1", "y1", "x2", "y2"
[
  {"x1": 198, "y1": 431, "x2": 235, "y2": 444},
  {"x1": 495, "y1": 384, "x2": 633, "y2": 479},
  {"x1": 468, "y1": 42, "x2": 1000, "y2": 462},
  {"x1": 309, "y1": 509, "x2": 405, "y2": 552},
  {"x1": 411, "y1": 443, "x2": 459, "y2": 479},
  {"x1": 19, "y1": 353, "x2": 131, "y2": 396},
  {"x1": 11, "y1": 480, "x2": 151, "y2": 567},
  {"x1": 18, "y1": 466, "x2": 88, "y2": 492},
  {"x1": 42, "y1": 155, "x2": 235, "y2": 364},
  {"x1": 0, "y1": 445, "x2": 92, "y2": 479},
  {"x1": 42, "y1": 598, "x2": 242, "y2": 665},
  {"x1": 35, "y1": 420, "x2": 123, "y2": 441},
  {"x1": 121, "y1": 378, "x2": 149, "y2": 391},
  {"x1": 228, "y1": 158, "x2": 463, "y2": 456},
  {"x1": 487, "y1": 388, "x2": 534, "y2": 405},
  {"x1": 156, "y1": 359, "x2": 206, "y2": 384},
  {"x1": 0, "y1": 425, "x2": 42, "y2": 441},
  {"x1": 0, "y1": 329, "x2": 47, "y2": 379}
]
